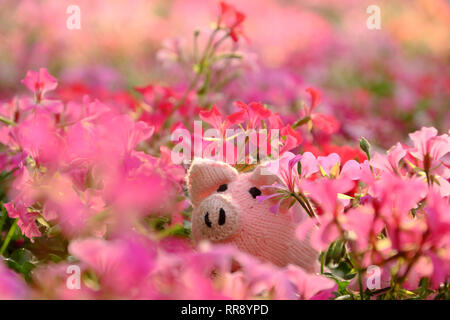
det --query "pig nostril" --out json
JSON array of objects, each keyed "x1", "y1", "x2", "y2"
[
  {"x1": 204, "y1": 212, "x2": 212, "y2": 228},
  {"x1": 218, "y1": 208, "x2": 226, "y2": 226}
]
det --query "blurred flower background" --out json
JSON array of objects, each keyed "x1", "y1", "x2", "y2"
[
  {"x1": 0, "y1": 0, "x2": 448, "y2": 300},
  {"x1": 1, "y1": 0, "x2": 449, "y2": 147}
]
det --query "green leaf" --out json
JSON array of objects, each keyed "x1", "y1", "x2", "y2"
[
  {"x1": 48, "y1": 253, "x2": 64, "y2": 263},
  {"x1": 0, "y1": 202, "x2": 7, "y2": 234},
  {"x1": 6, "y1": 248, "x2": 38, "y2": 282},
  {"x1": 159, "y1": 224, "x2": 190, "y2": 238},
  {"x1": 325, "y1": 239, "x2": 347, "y2": 266}
]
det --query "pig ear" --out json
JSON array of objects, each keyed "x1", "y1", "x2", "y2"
[
  {"x1": 187, "y1": 158, "x2": 239, "y2": 206},
  {"x1": 248, "y1": 163, "x2": 282, "y2": 187}
]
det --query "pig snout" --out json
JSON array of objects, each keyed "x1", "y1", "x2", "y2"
[{"x1": 192, "y1": 194, "x2": 240, "y2": 242}]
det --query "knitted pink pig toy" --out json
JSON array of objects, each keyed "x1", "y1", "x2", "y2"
[{"x1": 187, "y1": 158, "x2": 319, "y2": 272}]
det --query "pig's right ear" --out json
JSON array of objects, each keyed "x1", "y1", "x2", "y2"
[{"x1": 187, "y1": 158, "x2": 239, "y2": 206}]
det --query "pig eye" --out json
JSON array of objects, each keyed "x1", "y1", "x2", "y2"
[
  {"x1": 217, "y1": 184, "x2": 228, "y2": 192},
  {"x1": 249, "y1": 187, "x2": 261, "y2": 199}
]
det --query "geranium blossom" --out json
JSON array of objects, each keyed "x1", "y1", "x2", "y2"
[
  {"x1": 0, "y1": 0, "x2": 448, "y2": 302},
  {"x1": 218, "y1": 1, "x2": 246, "y2": 42},
  {"x1": 21, "y1": 68, "x2": 58, "y2": 103}
]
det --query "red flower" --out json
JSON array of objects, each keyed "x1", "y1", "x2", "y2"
[
  {"x1": 311, "y1": 113, "x2": 340, "y2": 135},
  {"x1": 305, "y1": 87, "x2": 322, "y2": 114},
  {"x1": 199, "y1": 105, "x2": 246, "y2": 133},
  {"x1": 218, "y1": 2, "x2": 246, "y2": 42},
  {"x1": 199, "y1": 105, "x2": 223, "y2": 130},
  {"x1": 280, "y1": 125, "x2": 303, "y2": 153},
  {"x1": 304, "y1": 87, "x2": 340, "y2": 135},
  {"x1": 234, "y1": 101, "x2": 271, "y2": 129}
]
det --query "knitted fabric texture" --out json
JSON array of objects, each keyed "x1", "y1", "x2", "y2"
[{"x1": 187, "y1": 158, "x2": 319, "y2": 273}]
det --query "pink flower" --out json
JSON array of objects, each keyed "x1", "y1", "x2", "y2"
[
  {"x1": 368, "y1": 173, "x2": 428, "y2": 252},
  {"x1": 371, "y1": 173, "x2": 427, "y2": 222},
  {"x1": 42, "y1": 175, "x2": 106, "y2": 238},
  {"x1": 297, "y1": 212, "x2": 342, "y2": 252},
  {"x1": 315, "y1": 152, "x2": 367, "y2": 181},
  {"x1": 296, "y1": 178, "x2": 354, "y2": 250},
  {"x1": 299, "y1": 152, "x2": 320, "y2": 178},
  {"x1": 342, "y1": 206, "x2": 384, "y2": 251},
  {"x1": 284, "y1": 265, "x2": 335, "y2": 300},
  {"x1": 21, "y1": 68, "x2": 58, "y2": 103},
  {"x1": 317, "y1": 153, "x2": 340, "y2": 177},
  {"x1": 4, "y1": 201, "x2": 41, "y2": 241},
  {"x1": 256, "y1": 152, "x2": 319, "y2": 214},
  {"x1": 407, "y1": 127, "x2": 450, "y2": 196},
  {"x1": 12, "y1": 112, "x2": 62, "y2": 169},
  {"x1": 424, "y1": 191, "x2": 450, "y2": 249},
  {"x1": 0, "y1": 259, "x2": 28, "y2": 299},
  {"x1": 409, "y1": 127, "x2": 450, "y2": 163},
  {"x1": 31, "y1": 262, "x2": 97, "y2": 299},
  {"x1": 263, "y1": 151, "x2": 318, "y2": 191},
  {"x1": 340, "y1": 159, "x2": 368, "y2": 181},
  {"x1": 371, "y1": 142, "x2": 406, "y2": 175},
  {"x1": 426, "y1": 250, "x2": 450, "y2": 289},
  {"x1": 69, "y1": 236, "x2": 156, "y2": 297}
]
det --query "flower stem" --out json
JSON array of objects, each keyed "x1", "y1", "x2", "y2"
[
  {"x1": 291, "y1": 192, "x2": 317, "y2": 220},
  {"x1": 358, "y1": 271, "x2": 364, "y2": 300},
  {"x1": 0, "y1": 219, "x2": 18, "y2": 256},
  {"x1": 0, "y1": 203, "x2": 7, "y2": 238}
]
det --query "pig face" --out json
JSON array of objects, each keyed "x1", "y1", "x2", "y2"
[
  {"x1": 187, "y1": 158, "x2": 318, "y2": 271},
  {"x1": 187, "y1": 158, "x2": 283, "y2": 243}
]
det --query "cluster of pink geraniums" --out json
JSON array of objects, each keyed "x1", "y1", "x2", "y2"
[
  {"x1": 0, "y1": 1, "x2": 449, "y2": 300},
  {"x1": 259, "y1": 126, "x2": 450, "y2": 298}
]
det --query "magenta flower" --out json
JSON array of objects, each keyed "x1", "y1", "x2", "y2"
[
  {"x1": 4, "y1": 201, "x2": 41, "y2": 241},
  {"x1": 0, "y1": 259, "x2": 28, "y2": 299},
  {"x1": 301, "y1": 177, "x2": 354, "y2": 214},
  {"x1": 424, "y1": 191, "x2": 450, "y2": 250},
  {"x1": 296, "y1": 177, "x2": 354, "y2": 251},
  {"x1": 256, "y1": 152, "x2": 319, "y2": 214},
  {"x1": 284, "y1": 265, "x2": 335, "y2": 300},
  {"x1": 21, "y1": 68, "x2": 58, "y2": 103},
  {"x1": 263, "y1": 151, "x2": 319, "y2": 192},
  {"x1": 69, "y1": 236, "x2": 156, "y2": 297}
]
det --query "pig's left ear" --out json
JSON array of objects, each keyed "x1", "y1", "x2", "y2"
[
  {"x1": 248, "y1": 163, "x2": 282, "y2": 187},
  {"x1": 187, "y1": 158, "x2": 239, "y2": 206}
]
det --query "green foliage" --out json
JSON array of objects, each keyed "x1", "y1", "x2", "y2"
[{"x1": 5, "y1": 248, "x2": 37, "y2": 282}]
